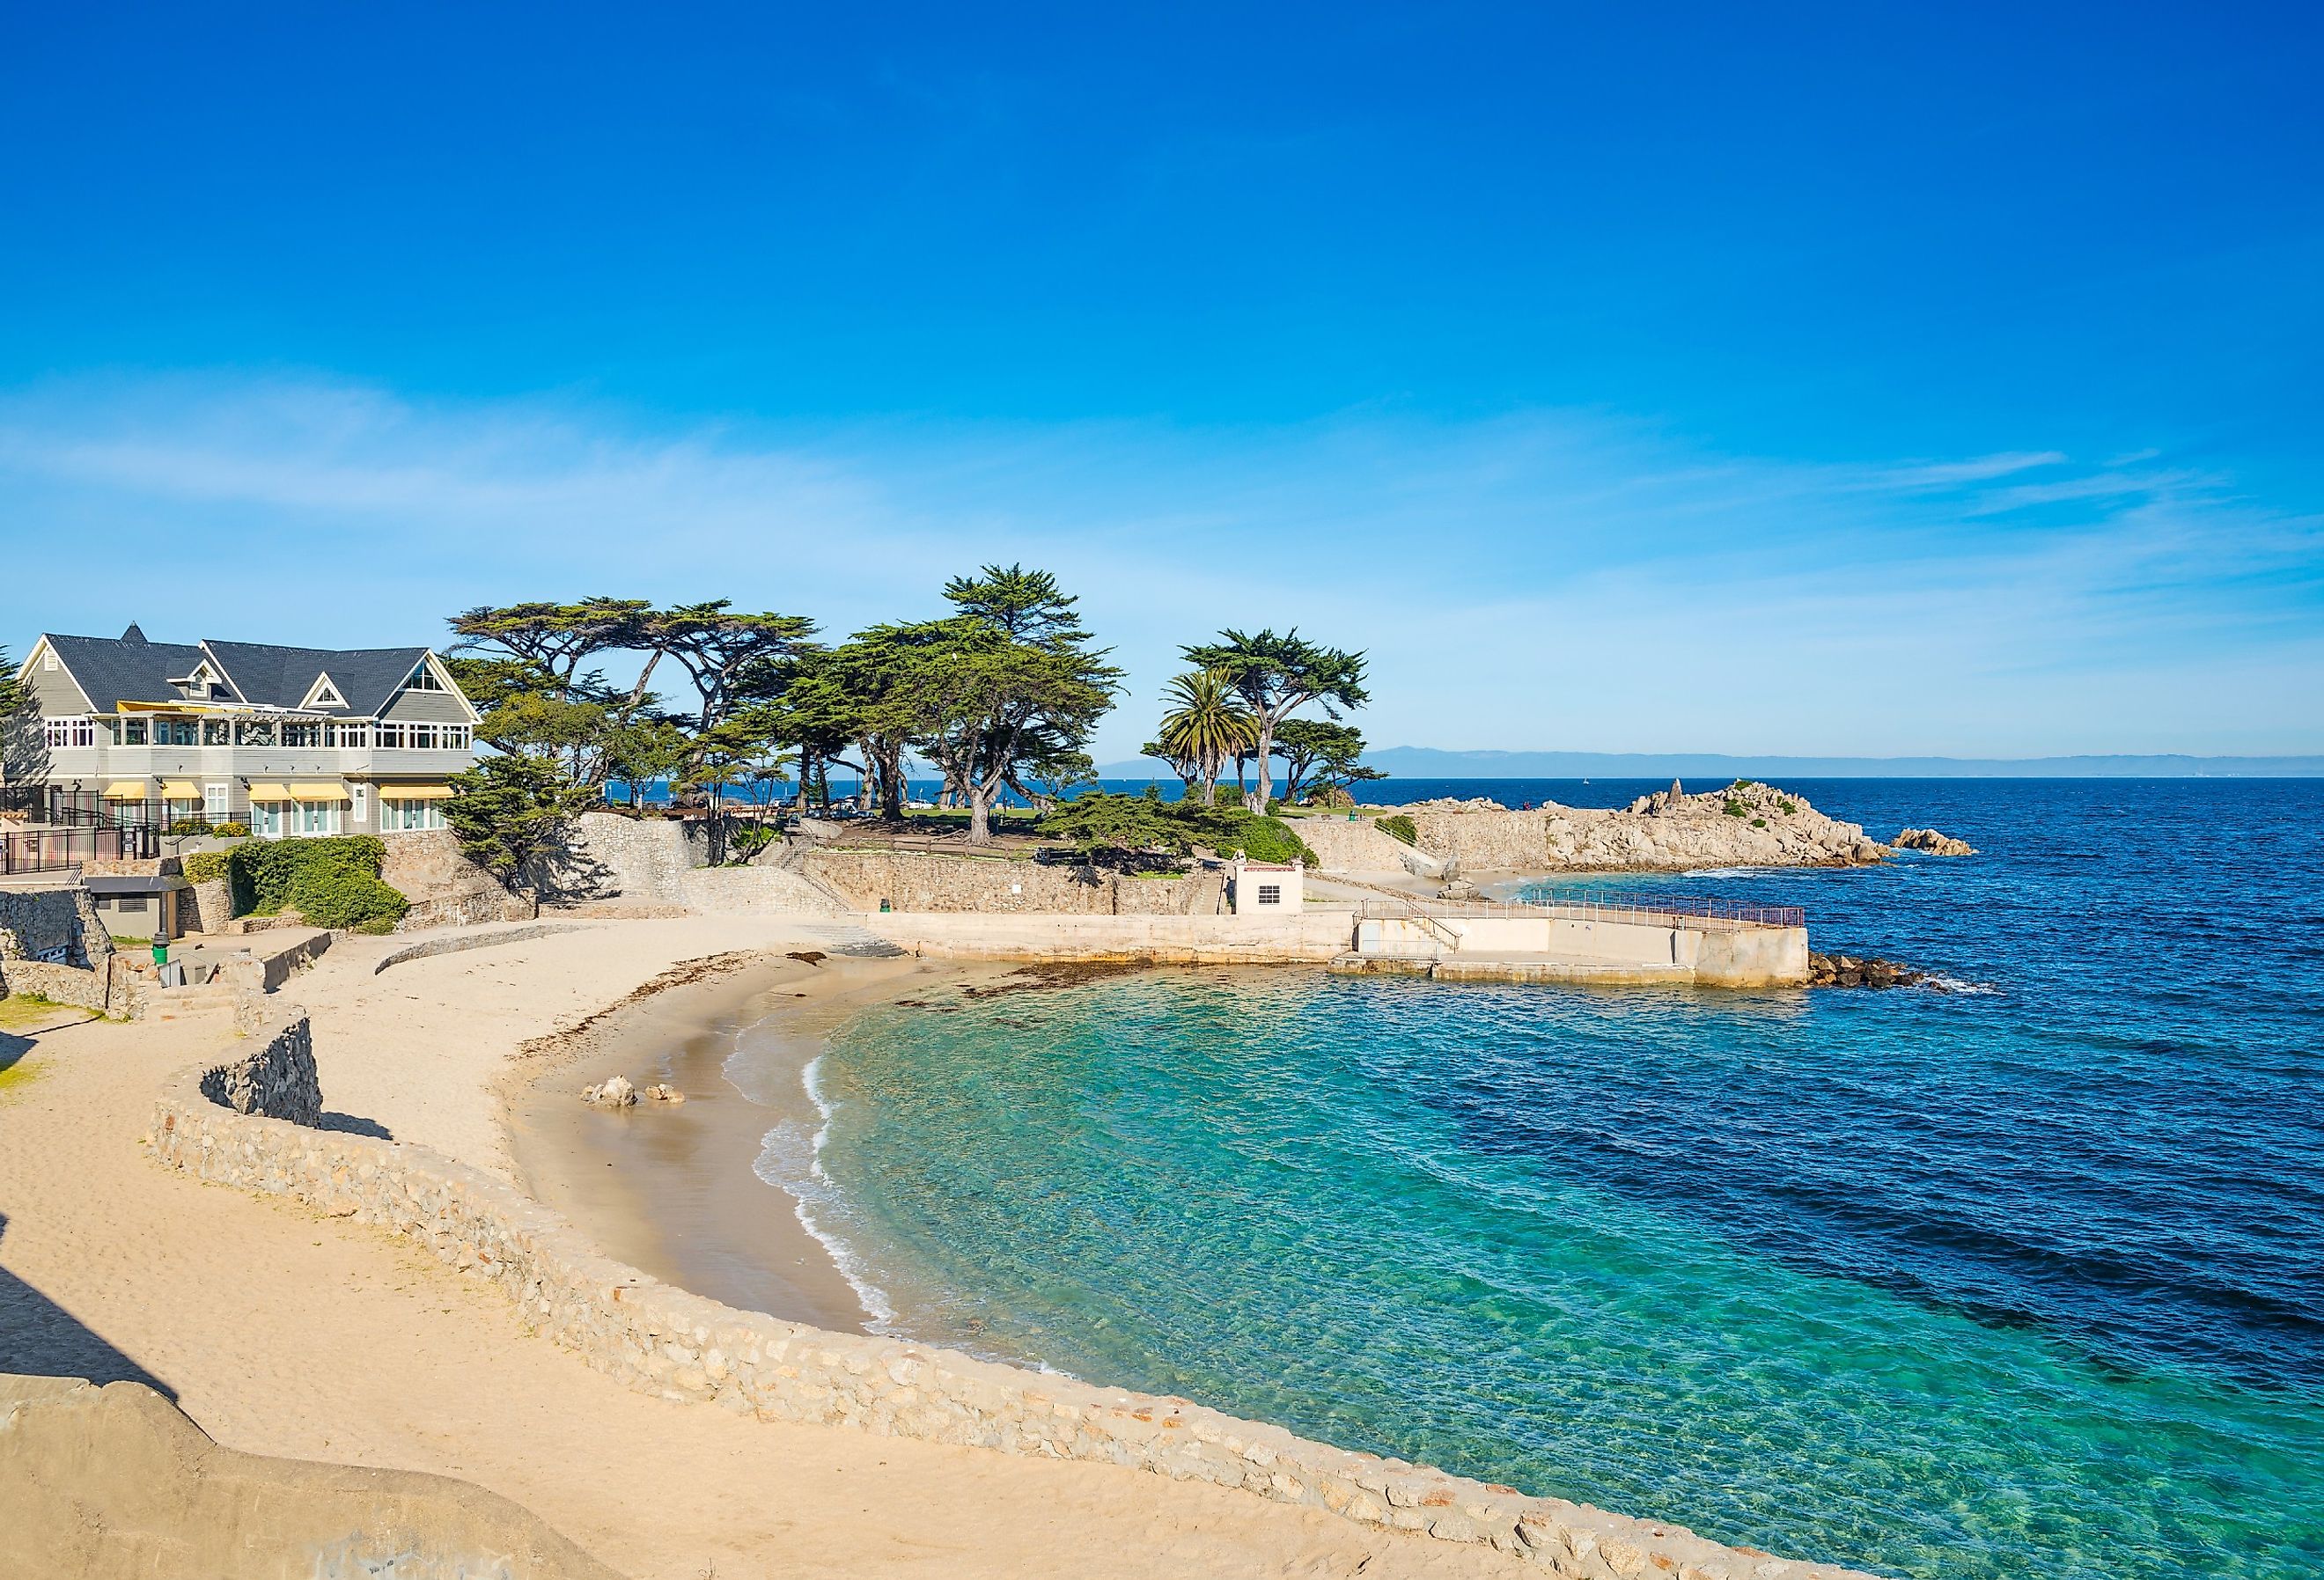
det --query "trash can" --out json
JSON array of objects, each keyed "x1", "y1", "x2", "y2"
[
  {"x1": 151, "y1": 932, "x2": 170, "y2": 967},
  {"x1": 879, "y1": 898, "x2": 892, "y2": 913}
]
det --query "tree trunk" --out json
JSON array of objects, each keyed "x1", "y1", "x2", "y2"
[
  {"x1": 967, "y1": 785, "x2": 993, "y2": 844},
  {"x1": 794, "y1": 752, "x2": 815, "y2": 812},
  {"x1": 879, "y1": 741, "x2": 906, "y2": 819},
  {"x1": 1247, "y1": 720, "x2": 1276, "y2": 813}
]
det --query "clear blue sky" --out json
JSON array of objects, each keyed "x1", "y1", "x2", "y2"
[{"x1": 4, "y1": 4, "x2": 2319, "y2": 757}]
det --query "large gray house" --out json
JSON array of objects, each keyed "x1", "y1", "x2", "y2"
[{"x1": 8, "y1": 624, "x2": 479, "y2": 837}]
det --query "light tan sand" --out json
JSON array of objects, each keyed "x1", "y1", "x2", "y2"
[
  {"x1": 0, "y1": 919, "x2": 1541, "y2": 1579},
  {"x1": 505, "y1": 951, "x2": 952, "y2": 1332}
]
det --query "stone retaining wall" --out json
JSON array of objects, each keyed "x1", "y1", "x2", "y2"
[
  {"x1": 872, "y1": 910, "x2": 1355, "y2": 964},
  {"x1": 803, "y1": 849, "x2": 1223, "y2": 916},
  {"x1": 195, "y1": 1011, "x2": 321, "y2": 1126},
  {"x1": 0, "y1": 955, "x2": 131, "y2": 1016},
  {"x1": 372, "y1": 922, "x2": 599, "y2": 975},
  {"x1": 150, "y1": 1073, "x2": 1877, "y2": 1580},
  {"x1": 0, "y1": 887, "x2": 112, "y2": 968}
]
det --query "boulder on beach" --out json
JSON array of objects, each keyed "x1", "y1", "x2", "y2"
[
  {"x1": 1894, "y1": 827, "x2": 1977, "y2": 856},
  {"x1": 642, "y1": 1083, "x2": 686, "y2": 1104},
  {"x1": 581, "y1": 1075, "x2": 637, "y2": 1107}
]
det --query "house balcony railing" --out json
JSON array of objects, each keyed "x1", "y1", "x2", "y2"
[{"x1": 1, "y1": 822, "x2": 157, "y2": 877}]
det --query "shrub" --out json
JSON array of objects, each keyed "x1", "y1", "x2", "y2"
[
  {"x1": 1752, "y1": 817, "x2": 1768, "y2": 827},
  {"x1": 1724, "y1": 798, "x2": 1747, "y2": 818},
  {"x1": 204, "y1": 834, "x2": 404, "y2": 930},
  {"x1": 290, "y1": 862, "x2": 409, "y2": 930},
  {"x1": 209, "y1": 821, "x2": 249, "y2": 839},
  {"x1": 1777, "y1": 799, "x2": 1798, "y2": 816},
  {"x1": 1377, "y1": 814, "x2": 1419, "y2": 847},
  {"x1": 180, "y1": 849, "x2": 231, "y2": 886},
  {"x1": 165, "y1": 818, "x2": 212, "y2": 836}
]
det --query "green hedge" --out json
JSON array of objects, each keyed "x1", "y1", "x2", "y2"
[
  {"x1": 202, "y1": 835, "x2": 408, "y2": 933},
  {"x1": 1376, "y1": 813, "x2": 1418, "y2": 847}
]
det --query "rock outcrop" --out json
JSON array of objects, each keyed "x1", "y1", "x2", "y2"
[
  {"x1": 1894, "y1": 827, "x2": 1977, "y2": 856},
  {"x1": 581, "y1": 1074, "x2": 637, "y2": 1107},
  {"x1": 1807, "y1": 952, "x2": 1923, "y2": 988},
  {"x1": 0, "y1": 1374, "x2": 620, "y2": 1580},
  {"x1": 1360, "y1": 782, "x2": 1887, "y2": 874}
]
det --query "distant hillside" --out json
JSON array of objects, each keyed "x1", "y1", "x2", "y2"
[{"x1": 1095, "y1": 748, "x2": 2324, "y2": 779}]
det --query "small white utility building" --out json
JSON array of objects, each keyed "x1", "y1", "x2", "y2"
[{"x1": 1227, "y1": 856, "x2": 1305, "y2": 915}]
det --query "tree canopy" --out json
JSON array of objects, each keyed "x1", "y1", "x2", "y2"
[{"x1": 1179, "y1": 629, "x2": 1368, "y2": 812}]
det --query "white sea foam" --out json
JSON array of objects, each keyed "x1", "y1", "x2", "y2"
[
  {"x1": 743, "y1": 1050, "x2": 902, "y2": 1331},
  {"x1": 1922, "y1": 974, "x2": 2000, "y2": 996}
]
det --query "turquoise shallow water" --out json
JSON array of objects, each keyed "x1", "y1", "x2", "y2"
[{"x1": 748, "y1": 780, "x2": 2323, "y2": 1578}]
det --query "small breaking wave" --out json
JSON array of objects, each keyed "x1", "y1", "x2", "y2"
[{"x1": 745, "y1": 1052, "x2": 901, "y2": 1331}]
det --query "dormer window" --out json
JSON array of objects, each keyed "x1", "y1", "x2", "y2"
[
  {"x1": 173, "y1": 661, "x2": 228, "y2": 700},
  {"x1": 302, "y1": 674, "x2": 348, "y2": 709},
  {"x1": 403, "y1": 660, "x2": 445, "y2": 692}
]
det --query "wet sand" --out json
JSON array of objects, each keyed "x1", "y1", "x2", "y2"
[{"x1": 506, "y1": 951, "x2": 988, "y2": 1333}]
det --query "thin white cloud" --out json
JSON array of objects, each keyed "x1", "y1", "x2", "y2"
[{"x1": 0, "y1": 371, "x2": 2316, "y2": 757}]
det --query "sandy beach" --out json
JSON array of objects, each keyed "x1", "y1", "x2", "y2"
[
  {"x1": 507, "y1": 950, "x2": 969, "y2": 1333},
  {"x1": 0, "y1": 917, "x2": 1544, "y2": 1579}
]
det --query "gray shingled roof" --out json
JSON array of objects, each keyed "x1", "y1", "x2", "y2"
[
  {"x1": 43, "y1": 630, "x2": 211, "y2": 713},
  {"x1": 40, "y1": 628, "x2": 432, "y2": 717},
  {"x1": 199, "y1": 640, "x2": 428, "y2": 716}
]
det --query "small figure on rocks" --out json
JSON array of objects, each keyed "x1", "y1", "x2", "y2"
[
  {"x1": 1894, "y1": 827, "x2": 1977, "y2": 856},
  {"x1": 581, "y1": 1075, "x2": 638, "y2": 1107}
]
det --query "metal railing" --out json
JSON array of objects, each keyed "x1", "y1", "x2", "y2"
[
  {"x1": 1, "y1": 823, "x2": 154, "y2": 877},
  {"x1": 1357, "y1": 888, "x2": 1804, "y2": 932}
]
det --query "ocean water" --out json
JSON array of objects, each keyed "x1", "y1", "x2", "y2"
[{"x1": 743, "y1": 779, "x2": 2324, "y2": 1579}]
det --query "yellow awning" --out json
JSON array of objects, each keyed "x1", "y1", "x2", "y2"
[
  {"x1": 385, "y1": 784, "x2": 454, "y2": 801},
  {"x1": 103, "y1": 781, "x2": 147, "y2": 800},
  {"x1": 160, "y1": 780, "x2": 200, "y2": 798},
  {"x1": 248, "y1": 783, "x2": 293, "y2": 802},
  {"x1": 288, "y1": 783, "x2": 347, "y2": 803}
]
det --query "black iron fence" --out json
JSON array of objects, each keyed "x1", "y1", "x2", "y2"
[{"x1": 1, "y1": 823, "x2": 155, "y2": 876}]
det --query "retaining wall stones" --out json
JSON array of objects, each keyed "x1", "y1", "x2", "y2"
[
  {"x1": 195, "y1": 1011, "x2": 321, "y2": 1126},
  {"x1": 873, "y1": 910, "x2": 1352, "y2": 964},
  {"x1": 525, "y1": 814, "x2": 690, "y2": 906},
  {"x1": 373, "y1": 922, "x2": 599, "y2": 975},
  {"x1": 381, "y1": 831, "x2": 533, "y2": 932},
  {"x1": 675, "y1": 866, "x2": 842, "y2": 915},
  {"x1": 802, "y1": 850, "x2": 1224, "y2": 916},
  {"x1": 0, "y1": 887, "x2": 111, "y2": 968},
  {"x1": 150, "y1": 1073, "x2": 1878, "y2": 1580},
  {"x1": 0, "y1": 955, "x2": 130, "y2": 1016}
]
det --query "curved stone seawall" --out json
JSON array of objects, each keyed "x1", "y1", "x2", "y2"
[{"x1": 150, "y1": 1069, "x2": 1881, "y2": 1580}]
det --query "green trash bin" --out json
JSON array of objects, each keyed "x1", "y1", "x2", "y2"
[{"x1": 151, "y1": 932, "x2": 170, "y2": 966}]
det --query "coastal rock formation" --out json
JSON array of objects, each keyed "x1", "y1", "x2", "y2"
[
  {"x1": 1894, "y1": 827, "x2": 1977, "y2": 856},
  {"x1": 642, "y1": 1083, "x2": 686, "y2": 1104},
  {"x1": 0, "y1": 1374, "x2": 619, "y2": 1580},
  {"x1": 1363, "y1": 782, "x2": 1888, "y2": 874},
  {"x1": 582, "y1": 1074, "x2": 637, "y2": 1107},
  {"x1": 1807, "y1": 952, "x2": 1924, "y2": 988}
]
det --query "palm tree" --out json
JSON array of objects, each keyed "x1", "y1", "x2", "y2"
[{"x1": 1155, "y1": 670, "x2": 1259, "y2": 806}]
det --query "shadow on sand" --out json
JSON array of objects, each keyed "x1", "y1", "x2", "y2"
[{"x1": 0, "y1": 1211, "x2": 177, "y2": 1398}]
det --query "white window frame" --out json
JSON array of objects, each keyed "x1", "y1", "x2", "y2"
[
  {"x1": 1257, "y1": 884, "x2": 1283, "y2": 905},
  {"x1": 249, "y1": 800, "x2": 287, "y2": 839},
  {"x1": 44, "y1": 716, "x2": 96, "y2": 749},
  {"x1": 350, "y1": 783, "x2": 369, "y2": 825},
  {"x1": 295, "y1": 801, "x2": 342, "y2": 837},
  {"x1": 380, "y1": 797, "x2": 447, "y2": 833},
  {"x1": 203, "y1": 783, "x2": 230, "y2": 819}
]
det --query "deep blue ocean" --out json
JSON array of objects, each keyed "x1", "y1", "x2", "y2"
[{"x1": 742, "y1": 779, "x2": 2324, "y2": 1578}]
